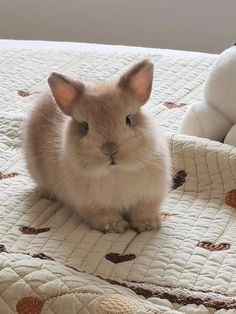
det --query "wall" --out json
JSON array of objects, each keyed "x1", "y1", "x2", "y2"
[{"x1": 0, "y1": 0, "x2": 235, "y2": 53}]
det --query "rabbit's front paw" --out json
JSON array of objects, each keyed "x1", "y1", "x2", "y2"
[
  {"x1": 102, "y1": 219, "x2": 130, "y2": 233},
  {"x1": 84, "y1": 207, "x2": 130, "y2": 233},
  {"x1": 131, "y1": 216, "x2": 161, "y2": 232},
  {"x1": 128, "y1": 199, "x2": 162, "y2": 232}
]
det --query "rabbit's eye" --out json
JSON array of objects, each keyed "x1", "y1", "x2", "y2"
[
  {"x1": 79, "y1": 122, "x2": 89, "y2": 136},
  {"x1": 126, "y1": 115, "x2": 132, "y2": 128}
]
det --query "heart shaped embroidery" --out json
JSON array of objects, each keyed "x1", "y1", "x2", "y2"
[
  {"x1": 225, "y1": 189, "x2": 236, "y2": 209},
  {"x1": 32, "y1": 253, "x2": 55, "y2": 261},
  {"x1": 19, "y1": 226, "x2": 50, "y2": 235},
  {"x1": 16, "y1": 297, "x2": 44, "y2": 314},
  {"x1": 0, "y1": 172, "x2": 18, "y2": 180},
  {"x1": 105, "y1": 253, "x2": 136, "y2": 264},
  {"x1": 197, "y1": 241, "x2": 230, "y2": 251},
  {"x1": 18, "y1": 90, "x2": 31, "y2": 97},
  {"x1": 160, "y1": 213, "x2": 171, "y2": 221},
  {"x1": 164, "y1": 101, "x2": 187, "y2": 109},
  {"x1": 172, "y1": 170, "x2": 187, "y2": 190},
  {"x1": 0, "y1": 244, "x2": 8, "y2": 253}
]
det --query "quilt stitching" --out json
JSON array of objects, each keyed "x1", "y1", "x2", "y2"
[{"x1": 1, "y1": 44, "x2": 236, "y2": 313}]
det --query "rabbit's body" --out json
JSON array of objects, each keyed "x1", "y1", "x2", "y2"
[{"x1": 25, "y1": 61, "x2": 171, "y2": 233}]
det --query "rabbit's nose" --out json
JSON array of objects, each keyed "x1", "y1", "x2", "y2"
[{"x1": 102, "y1": 142, "x2": 118, "y2": 156}]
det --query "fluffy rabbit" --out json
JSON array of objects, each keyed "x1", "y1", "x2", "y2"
[{"x1": 24, "y1": 60, "x2": 171, "y2": 233}]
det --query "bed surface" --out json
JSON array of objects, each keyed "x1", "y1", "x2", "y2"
[{"x1": 0, "y1": 40, "x2": 235, "y2": 314}]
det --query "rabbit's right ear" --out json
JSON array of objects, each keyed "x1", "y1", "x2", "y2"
[
  {"x1": 48, "y1": 73, "x2": 84, "y2": 115},
  {"x1": 118, "y1": 60, "x2": 154, "y2": 105}
]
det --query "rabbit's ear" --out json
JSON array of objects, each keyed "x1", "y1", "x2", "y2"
[
  {"x1": 118, "y1": 60, "x2": 153, "y2": 105},
  {"x1": 48, "y1": 73, "x2": 84, "y2": 115}
]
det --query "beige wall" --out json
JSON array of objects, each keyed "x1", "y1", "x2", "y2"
[{"x1": 0, "y1": 0, "x2": 235, "y2": 53}]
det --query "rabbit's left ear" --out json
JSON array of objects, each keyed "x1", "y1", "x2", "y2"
[{"x1": 118, "y1": 60, "x2": 153, "y2": 105}]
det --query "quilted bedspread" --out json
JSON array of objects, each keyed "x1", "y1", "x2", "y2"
[{"x1": 1, "y1": 40, "x2": 236, "y2": 314}]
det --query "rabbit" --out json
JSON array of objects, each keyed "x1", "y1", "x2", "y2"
[{"x1": 24, "y1": 60, "x2": 171, "y2": 233}]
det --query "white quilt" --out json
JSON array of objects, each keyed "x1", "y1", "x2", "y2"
[{"x1": 1, "y1": 40, "x2": 236, "y2": 314}]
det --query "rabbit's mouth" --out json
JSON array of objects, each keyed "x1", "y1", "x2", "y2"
[{"x1": 110, "y1": 157, "x2": 117, "y2": 166}]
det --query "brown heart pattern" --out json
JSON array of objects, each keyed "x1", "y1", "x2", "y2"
[
  {"x1": 197, "y1": 241, "x2": 230, "y2": 252},
  {"x1": 160, "y1": 213, "x2": 171, "y2": 221},
  {"x1": 19, "y1": 226, "x2": 50, "y2": 235},
  {"x1": 105, "y1": 253, "x2": 136, "y2": 264},
  {"x1": 172, "y1": 170, "x2": 187, "y2": 190},
  {"x1": 225, "y1": 189, "x2": 236, "y2": 209},
  {"x1": 18, "y1": 90, "x2": 31, "y2": 97},
  {"x1": 16, "y1": 297, "x2": 44, "y2": 314},
  {"x1": 32, "y1": 252, "x2": 55, "y2": 261},
  {"x1": 164, "y1": 101, "x2": 187, "y2": 109},
  {"x1": 0, "y1": 244, "x2": 8, "y2": 253},
  {"x1": 0, "y1": 172, "x2": 18, "y2": 180}
]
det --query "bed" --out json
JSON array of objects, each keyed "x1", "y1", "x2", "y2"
[{"x1": 0, "y1": 39, "x2": 236, "y2": 314}]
